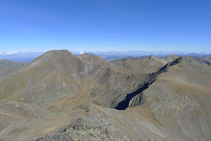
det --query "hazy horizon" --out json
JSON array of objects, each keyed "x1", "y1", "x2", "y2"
[{"x1": 0, "y1": 49, "x2": 211, "y2": 55}]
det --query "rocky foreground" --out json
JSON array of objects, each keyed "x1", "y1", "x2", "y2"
[{"x1": 0, "y1": 50, "x2": 211, "y2": 141}]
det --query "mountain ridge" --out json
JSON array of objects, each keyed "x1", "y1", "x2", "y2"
[{"x1": 0, "y1": 50, "x2": 211, "y2": 141}]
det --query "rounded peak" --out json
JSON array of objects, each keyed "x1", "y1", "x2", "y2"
[
  {"x1": 37, "y1": 50, "x2": 75, "y2": 61},
  {"x1": 25, "y1": 50, "x2": 77, "y2": 69},
  {"x1": 164, "y1": 54, "x2": 180, "y2": 62},
  {"x1": 149, "y1": 55, "x2": 157, "y2": 59},
  {"x1": 45, "y1": 50, "x2": 74, "y2": 56},
  {"x1": 78, "y1": 53, "x2": 100, "y2": 58},
  {"x1": 83, "y1": 53, "x2": 90, "y2": 55},
  {"x1": 78, "y1": 53, "x2": 105, "y2": 64},
  {"x1": 166, "y1": 54, "x2": 180, "y2": 59},
  {"x1": 78, "y1": 53, "x2": 94, "y2": 57},
  {"x1": 167, "y1": 54, "x2": 180, "y2": 57},
  {"x1": 78, "y1": 53, "x2": 103, "y2": 60}
]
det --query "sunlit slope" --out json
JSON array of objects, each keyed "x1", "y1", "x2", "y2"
[{"x1": 0, "y1": 50, "x2": 101, "y2": 108}]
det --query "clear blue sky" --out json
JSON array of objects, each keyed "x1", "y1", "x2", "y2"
[{"x1": 0, "y1": 0, "x2": 211, "y2": 53}]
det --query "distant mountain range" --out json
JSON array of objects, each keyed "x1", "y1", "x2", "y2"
[
  {"x1": 0, "y1": 52, "x2": 44, "y2": 63},
  {"x1": 0, "y1": 51, "x2": 211, "y2": 62}
]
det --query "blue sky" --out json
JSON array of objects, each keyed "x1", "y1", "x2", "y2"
[{"x1": 0, "y1": 0, "x2": 211, "y2": 53}]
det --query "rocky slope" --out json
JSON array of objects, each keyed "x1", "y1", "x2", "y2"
[{"x1": 0, "y1": 50, "x2": 211, "y2": 141}]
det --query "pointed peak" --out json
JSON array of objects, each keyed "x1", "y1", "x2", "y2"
[
  {"x1": 149, "y1": 55, "x2": 157, "y2": 59},
  {"x1": 149, "y1": 55, "x2": 160, "y2": 61}
]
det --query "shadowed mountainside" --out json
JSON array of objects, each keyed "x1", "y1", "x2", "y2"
[{"x1": 0, "y1": 50, "x2": 211, "y2": 141}]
